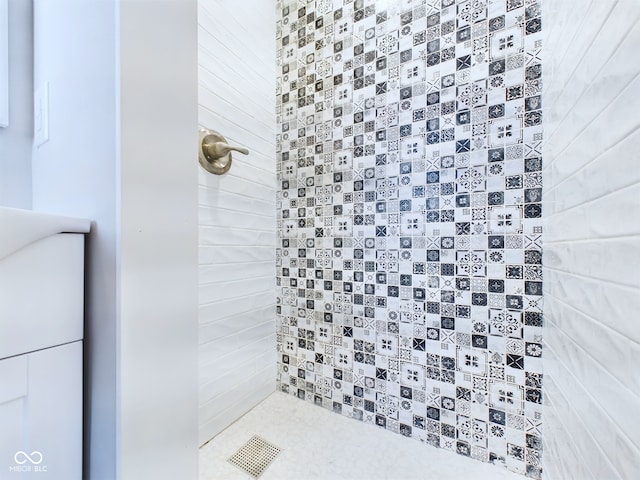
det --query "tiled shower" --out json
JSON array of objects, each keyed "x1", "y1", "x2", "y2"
[
  {"x1": 2, "y1": 0, "x2": 635, "y2": 477},
  {"x1": 197, "y1": 0, "x2": 640, "y2": 479},
  {"x1": 275, "y1": 0, "x2": 543, "y2": 477}
]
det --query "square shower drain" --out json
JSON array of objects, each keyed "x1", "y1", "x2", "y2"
[{"x1": 228, "y1": 435, "x2": 282, "y2": 478}]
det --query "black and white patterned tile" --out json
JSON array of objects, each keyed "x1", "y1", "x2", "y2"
[{"x1": 275, "y1": 0, "x2": 543, "y2": 478}]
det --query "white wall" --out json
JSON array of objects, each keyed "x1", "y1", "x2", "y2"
[
  {"x1": 32, "y1": 1, "x2": 199, "y2": 479},
  {"x1": 118, "y1": 1, "x2": 199, "y2": 479},
  {"x1": 543, "y1": 1, "x2": 640, "y2": 479},
  {"x1": 0, "y1": 0, "x2": 32, "y2": 208},
  {"x1": 31, "y1": 1, "x2": 118, "y2": 477},
  {"x1": 197, "y1": 0, "x2": 277, "y2": 445}
]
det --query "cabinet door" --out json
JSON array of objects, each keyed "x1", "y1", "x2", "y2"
[
  {"x1": 0, "y1": 234, "x2": 85, "y2": 360},
  {"x1": 0, "y1": 341, "x2": 82, "y2": 478}
]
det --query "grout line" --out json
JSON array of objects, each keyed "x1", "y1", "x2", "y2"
[
  {"x1": 546, "y1": 67, "x2": 640, "y2": 164},
  {"x1": 543, "y1": 265, "x2": 639, "y2": 290},
  {"x1": 199, "y1": 288, "x2": 276, "y2": 307},
  {"x1": 199, "y1": 274, "x2": 275, "y2": 287},
  {"x1": 543, "y1": 0, "x2": 618, "y2": 130},
  {"x1": 543, "y1": 125, "x2": 640, "y2": 196},
  {"x1": 544, "y1": 232, "x2": 640, "y2": 244},
  {"x1": 544, "y1": 338, "x2": 640, "y2": 461},
  {"x1": 544, "y1": 290, "x2": 640, "y2": 347}
]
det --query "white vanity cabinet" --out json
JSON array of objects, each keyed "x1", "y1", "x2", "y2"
[{"x1": 0, "y1": 208, "x2": 89, "y2": 479}]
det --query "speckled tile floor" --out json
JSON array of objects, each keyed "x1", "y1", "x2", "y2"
[{"x1": 199, "y1": 391, "x2": 525, "y2": 480}]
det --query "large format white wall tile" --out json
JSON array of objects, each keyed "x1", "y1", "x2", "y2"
[
  {"x1": 197, "y1": 0, "x2": 277, "y2": 446},
  {"x1": 543, "y1": 0, "x2": 640, "y2": 477}
]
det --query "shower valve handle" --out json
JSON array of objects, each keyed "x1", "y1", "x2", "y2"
[
  {"x1": 203, "y1": 139, "x2": 249, "y2": 160},
  {"x1": 198, "y1": 129, "x2": 250, "y2": 175}
]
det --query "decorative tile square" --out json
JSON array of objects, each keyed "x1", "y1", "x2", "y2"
[
  {"x1": 489, "y1": 381, "x2": 524, "y2": 414},
  {"x1": 488, "y1": 117, "x2": 523, "y2": 147},
  {"x1": 489, "y1": 309, "x2": 523, "y2": 338},
  {"x1": 487, "y1": 206, "x2": 522, "y2": 234},
  {"x1": 490, "y1": 27, "x2": 523, "y2": 59}
]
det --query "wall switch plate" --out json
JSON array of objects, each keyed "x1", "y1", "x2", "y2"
[{"x1": 34, "y1": 82, "x2": 49, "y2": 147}]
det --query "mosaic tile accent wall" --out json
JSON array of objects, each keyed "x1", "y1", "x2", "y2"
[{"x1": 275, "y1": 0, "x2": 543, "y2": 477}]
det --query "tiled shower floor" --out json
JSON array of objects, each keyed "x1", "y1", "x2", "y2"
[{"x1": 199, "y1": 391, "x2": 524, "y2": 480}]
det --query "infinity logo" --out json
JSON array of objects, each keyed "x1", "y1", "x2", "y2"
[{"x1": 14, "y1": 451, "x2": 43, "y2": 465}]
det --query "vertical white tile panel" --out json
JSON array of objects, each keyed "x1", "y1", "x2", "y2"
[{"x1": 543, "y1": 0, "x2": 640, "y2": 477}]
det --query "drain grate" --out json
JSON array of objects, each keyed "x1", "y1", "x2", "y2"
[{"x1": 228, "y1": 435, "x2": 282, "y2": 478}]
